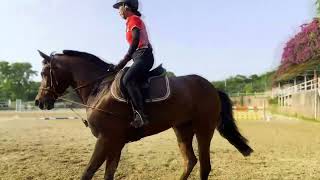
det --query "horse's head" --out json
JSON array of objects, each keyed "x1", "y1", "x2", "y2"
[{"x1": 35, "y1": 51, "x2": 72, "y2": 110}]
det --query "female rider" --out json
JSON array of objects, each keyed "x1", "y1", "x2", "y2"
[{"x1": 113, "y1": 0, "x2": 154, "y2": 128}]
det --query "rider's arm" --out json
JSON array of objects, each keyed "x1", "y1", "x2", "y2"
[
  {"x1": 116, "y1": 27, "x2": 140, "y2": 70},
  {"x1": 126, "y1": 27, "x2": 140, "y2": 59}
]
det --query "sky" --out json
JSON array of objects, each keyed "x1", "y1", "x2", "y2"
[{"x1": 0, "y1": 0, "x2": 317, "y2": 81}]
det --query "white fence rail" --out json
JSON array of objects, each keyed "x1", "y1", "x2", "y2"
[{"x1": 276, "y1": 78, "x2": 320, "y2": 97}]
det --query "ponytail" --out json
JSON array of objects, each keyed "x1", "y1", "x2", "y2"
[
  {"x1": 124, "y1": 4, "x2": 141, "y2": 17},
  {"x1": 133, "y1": 10, "x2": 142, "y2": 17}
]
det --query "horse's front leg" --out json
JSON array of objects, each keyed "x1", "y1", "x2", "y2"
[
  {"x1": 81, "y1": 135, "x2": 110, "y2": 180},
  {"x1": 104, "y1": 144, "x2": 125, "y2": 180}
]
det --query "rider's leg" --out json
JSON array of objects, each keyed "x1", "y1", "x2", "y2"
[
  {"x1": 122, "y1": 48, "x2": 154, "y2": 127},
  {"x1": 126, "y1": 80, "x2": 148, "y2": 127}
]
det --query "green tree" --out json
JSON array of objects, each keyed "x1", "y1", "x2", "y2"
[
  {"x1": 166, "y1": 71, "x2": 176, "y2": 77},
  {"x1": 25, "y1": 81, "x2": 41, "y2": 101},
  {"x1": 0, "y1": 61, "x2": 38, "y2": 101},
  {"x1": 212, "y1": 81, "x2": 226, "y2": 91},
  {"x1": 0, "y1": 62, "x2": 11, "y2": 100},
  {"x1": 244, "y1": 84, "x2": 253, "y2": 93},
  {"x1": 317, "y1": 0, "x2": 320, "y2": 17},
  {"x1": 212, "y1": 71, "x2": 275, "y2": 94}
]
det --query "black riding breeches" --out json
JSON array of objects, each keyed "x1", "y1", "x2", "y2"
[{"x1": 122, "y1": 48, "x2": 154, "y2": 110}]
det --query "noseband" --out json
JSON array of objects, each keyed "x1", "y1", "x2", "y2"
[{"x1": 40, "y1": 53, "x2": 64, "y2": 99}]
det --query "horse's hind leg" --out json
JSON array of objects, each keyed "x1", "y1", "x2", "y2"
[
  {"x1": 195, "y1": 129, "x2": 214, "y2": 180},
  {"x1": 173, "y1": 123, "x2": 198, "y2": 180}
]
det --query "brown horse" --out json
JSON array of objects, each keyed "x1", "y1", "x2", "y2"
[{"x1": 35, "y1": 50, "x2": 253, "y2": 180}]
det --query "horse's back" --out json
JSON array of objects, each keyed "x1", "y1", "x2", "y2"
[
  {"x1": 167, "y1": 74, "x2": 219, "y2": 113},
  {"x1": 169, "y1": 74, "x2": 220, "y2": 102}
]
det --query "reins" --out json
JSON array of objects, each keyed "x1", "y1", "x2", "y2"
[
  {"x1": 73, "y1": 73, "x2": 114, "y2": 91},
  {"x1": 57, "y1": 97, "x2": 118, "y2": 115}
]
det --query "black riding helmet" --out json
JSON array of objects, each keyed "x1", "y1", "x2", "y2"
[{"x1": 113, "y1": 0, "x2": 139, "y2": 10}]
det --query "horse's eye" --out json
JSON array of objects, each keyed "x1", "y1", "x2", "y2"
[{"x1": 41, "y1": 72, "x2": 45, "y2": 77}]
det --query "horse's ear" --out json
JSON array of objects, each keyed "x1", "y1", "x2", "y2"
[{"x1": 38, "y1": 50, "x2": 50, "y2": 64}]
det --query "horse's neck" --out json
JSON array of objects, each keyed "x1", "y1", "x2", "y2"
[
  {"x1": 73, "y1": 83, "x2": 94, "y2": 104},
  {"x1": 67, "y1": 59, "x2": 109, "y2": 104}
]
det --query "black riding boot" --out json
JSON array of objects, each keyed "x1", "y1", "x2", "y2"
[{"x1": 126, "y1": 82, "x2": 149, "y2": 128}]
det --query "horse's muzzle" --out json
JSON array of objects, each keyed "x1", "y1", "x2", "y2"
[{"x1": 35, "y1": 98, "x2": 55, "y2": 110}]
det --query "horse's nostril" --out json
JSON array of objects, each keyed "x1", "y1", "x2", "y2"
[
  {"x1": 39, "y1": 102, "x2": 44, "y2": 110},
  {"x1": 47, "y1": 103, "x2": 54, "y2": 110},
  {"x1": 35, "y1": 100, "x2": 39, "y2": 106}
]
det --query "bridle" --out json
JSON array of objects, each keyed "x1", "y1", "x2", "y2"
[{"x1": 40, "y1": 53, "x2": 64, "y2": 99}]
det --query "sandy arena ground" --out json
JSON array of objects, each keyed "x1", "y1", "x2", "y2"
[{"x1": 0, "y1": 110, "x2": 320, "y2": 180}]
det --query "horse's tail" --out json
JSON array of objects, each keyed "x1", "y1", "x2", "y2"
[{"x1": 217, "y1": 90, "x2": 253, "y2": 157}]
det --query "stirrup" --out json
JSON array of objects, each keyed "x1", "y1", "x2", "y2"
[{"x1": 130, "y1": 110, "x2": 149, "y2": 128}]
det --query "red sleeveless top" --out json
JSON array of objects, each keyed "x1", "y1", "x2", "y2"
[{"x1": 126, "y1": 15, "x2": 150, "y2": 49}]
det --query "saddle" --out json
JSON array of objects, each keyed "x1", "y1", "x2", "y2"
[{"x1": 111, "y1": 64, "x2": 171, "y2": 103}]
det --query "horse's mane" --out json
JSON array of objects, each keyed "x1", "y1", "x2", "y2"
[{"x1": 62, "y1": 50, "x2": 112, "y2": 69}]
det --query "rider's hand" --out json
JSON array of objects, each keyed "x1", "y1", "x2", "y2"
[
  {"x1": 109, "y1": 65, "x2": 118, "y2": 72},
  {"x1": 112, "y1": 64, "x2": 122, "y2": 71},
  {"x1": 112, "y1": 60, "x2": 125, "y2": 71},
  {"x1": 113, "y1": 54, "x2": 131, "y2": 71}
]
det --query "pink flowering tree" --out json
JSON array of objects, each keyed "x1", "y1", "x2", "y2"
[{"x1": 278, "y1": 18, "x2": 320, "y2": 74}]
